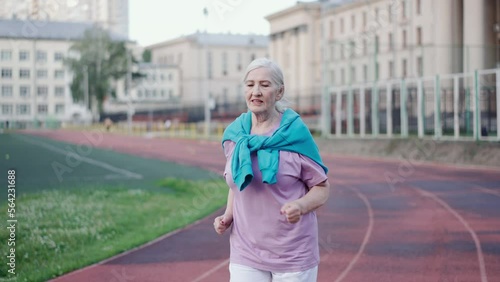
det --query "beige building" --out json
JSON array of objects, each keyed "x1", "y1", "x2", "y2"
[
  {"x1": 0, "y1": 19, "x2": 131, "y2": 127},
  {"x1": 0, "y1": 0, "x2": 129, "y2": 39},
  {"x1": 147, "y1": 32, "x2": 269, "y2": 108},
  {"x1": 266, "y1": 1, "x2": 322, "y2": 111},
  {"x1": 105, "y1": 63, "x2": 181, "y2": 114},
  {"x1": 267, "y1": 0, "x2": 500, "y2": 86}
]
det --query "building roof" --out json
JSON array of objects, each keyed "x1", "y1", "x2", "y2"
[
  {"x1": 0, "y1": 18, "x2": 128, "y2": 41},
  {"x1": 148, "y1": 32, "x2": 269, "y2": 49}
]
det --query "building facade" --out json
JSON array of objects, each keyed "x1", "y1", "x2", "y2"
[
  {"x1": 0, "y1": 0, "x2": 129, "y2": 39},
  {"x1": 147, "y1": 32, "x2": 269, "y2": 110},
  {"x1": 0, "y1": 19, "x2": 130, "y2": 127},
  {"x1": 267, "y1": 0, "x2": 500, "y2": 88},
  {"x1": 265, "y1": 2, "x2": 323, "y2": 114}
]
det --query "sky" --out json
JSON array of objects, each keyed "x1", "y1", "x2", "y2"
[{"x1": 129, "y1": 0, "x2": 315, "y2": 47}]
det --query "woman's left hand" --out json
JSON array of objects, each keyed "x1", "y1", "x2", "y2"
[{"x1": 280, "y1": 202, "x2": 303, "y2": 224}]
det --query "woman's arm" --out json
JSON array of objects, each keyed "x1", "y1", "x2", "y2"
[
  {"x1": 280, "y1": 180, "x2": 330, "y2": 224},
  {"x1": 214, "y1": 188, "x2": 234, "y2": 234}
]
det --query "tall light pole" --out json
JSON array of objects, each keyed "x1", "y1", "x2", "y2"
[{"x1": 203, "y1": 7, "x2": 212, "y2": 137}]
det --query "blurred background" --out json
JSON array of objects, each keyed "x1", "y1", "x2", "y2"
[{"x1": 0, "y1": 0, "x2": 498, "y2": 142}]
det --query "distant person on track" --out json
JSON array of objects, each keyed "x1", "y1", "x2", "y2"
[{"x1": 214, "y1": 58, "x2": 330, "y2": 282}]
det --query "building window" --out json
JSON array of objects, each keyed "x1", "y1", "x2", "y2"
[
  {"x1": 416, "y1": 0, "x2": 421, "y2": 15},
  {"x1": 363, "y1": 39, "x2": 367, "y2": 55},
  {"x1": 363, "y1": 65, "x2": 368, "y2": 82},
  {"x1": 36, "y1": 50, "x2": 47, "y2": 62},
  {"x1": 55, "y1": 104, "x2": 64, "y2": 114},
  {"x1": 389, "y1": 61, "x2": 394, "y2": 77},
  {"x1": 37, "y1": 69, "x2": 48, "y2": 78},
  {"x1": 37, "y1": 104, "x2": 48, "y2": 115},
  {"x1": 388, "y1": 33, "x2": 393, "y2": 51},
  {"x1": 1, "y1": 50, "x2": 12, "y2": 61},
  {"x1": 330, "y1": 70, "x2": 335, "y2": 84},
  {"x1": 402, "y1": 59, "x2": 407, "y2": 77},
  {"x1": 340, "y1": 18, "x2": 344, "y2": 34},
  {"x1": 401, "y1": 0, "x2": 407, "y2": 19},
  {"x1": 37, "y1": 86, "x2": 48, "y2": 97},
  {"x1": 16, "y1": 104, "x2": 30, "y2": 115},
  {"x1": 161, "y1": 89, "x2": 166, "y2": 97},
  {"x1": 351, "y1": 14, "x2": 355, "y2": 30},
  {"x1": 402, "y1": 30, "x2": 407, "y2": 49},
  {"x1": 54, "y1": 86, "x2": 65, "y2": 97},
  {"x1": 250, "y1": 53, "x2": 256, "y2": 61},
  {"x1": 1, "y1": 104, "x2": 13, "y2": 115},
  {"x1": 20, "y1": 86, "x2": 30, "y2": 98},
  {"x1": 222, "y1": 52, "x2": 228, "y2": 76},
  {"x1": 388, "y1": 4, "x2": 393, "y2": 23},
  {"x1": 375, "y1": 62, "x2": 379, "y2": 80},
  {"x1": 1, "y1": 68, "x2": 12, "y2": 78},
  {"x1": 19, "y1": 51, "x2": 29, "y2": 61},
  {"x1": 341, "y1": 44, "x2": 345, "y2": 59},
  {"x1": 237, "y1": 52, "x2": 242, "y2": 71},
  {"x1": 19, "y1": 69, "x2": 30, "y2": 79},
  {"x1": 54, "y1": 52, "x2": 64, "y2": 61},
  {"x1": 341, "y1": 68, "x2": 345, "y2": 85},
  {"x1": 363, "y1": 12, "x2": 367, "y2": 28},
  {"x1": 329, "y1": 20, "x2": 334, "y2": 38},
  {"x1": 350, "y1": 66, "x2": 356, "y2": 83},
  {"x1": 375, "y1": 36, "x2": 379, "y2": 52},
  {"x1": 168, "y1": 73, "x2": 173, "y2": 81},
  {"x1": 417, "y1": 56, "x2": 423, "y2": 76},
  {"x1": 1, "y1": 86, "x2": 13, "y2": 97},
  {"x1": 207, "y1": 51, "x2": 212, "y2": 79},
  {"x1": 416, "y1": 27, "x2": 422, "y2": 46}
]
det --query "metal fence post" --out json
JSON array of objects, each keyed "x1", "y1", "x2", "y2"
[
  {"x1": 336, "y1": 90, "x2": 342, "y2": 137},
  {"x1": 434, "y1": 75, "x2": 441, "y2": 138},
  {"x1": 360, "y1": 85, "x2": 366, "y2": 137},
  {"x1": 386, "y1": 82, "x2": 393, "y2": 137},
  {"x1": 453, "y1": 76, "x2": 459, "y2": 139},
  {"x1": 401, "y1": 79, "x2": 408, "y2": 137},
  {"x1": 347, "y1": 86, "x2": 354, "y2": 136},
  {"x1": 474, "y1": 70, "x2": 480, "y2": 141},
  {"x1": 417, "y1": 78, "x2": 424, "y2": 138},
  {"x1": 497, "y1": 68, "x2": 500, "y2": 141}
]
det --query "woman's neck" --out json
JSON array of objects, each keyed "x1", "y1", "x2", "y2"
[{"x1": 252, "y1": 110, "x2": 280, "y2": 134}]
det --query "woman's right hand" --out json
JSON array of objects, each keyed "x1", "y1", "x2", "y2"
[{"x1": 214, "y1": 214, "x2": 233, "y2": 235}]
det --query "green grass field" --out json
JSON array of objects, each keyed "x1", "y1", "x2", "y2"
[{"x1": 0, "y1": 133, "x2": 228, "y2": 282}]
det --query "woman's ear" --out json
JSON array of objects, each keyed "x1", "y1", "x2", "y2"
[{"x1": 276, "y1": 85, "x2": 284, "y2": 100}]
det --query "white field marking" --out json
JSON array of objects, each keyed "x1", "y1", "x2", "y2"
[
  {"x1": 413, "y1": 187, "x2": 488, "y2": 282},
  {"x1": 191, "y1": 258, "x2": 230, "y2": 282},
  {"x1": 333, "y1": 185, "x2": 374, "y2": 282},
  {"x1": 473, "y1": 186, "x2": 500, "y2": 198},
  {"x1": 15, "y1": 134, "x2": 143, "y2": 179}
]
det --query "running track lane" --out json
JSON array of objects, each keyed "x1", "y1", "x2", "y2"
[{"x1": 22, "y1": 131, "x2": 500, "y2": 282}]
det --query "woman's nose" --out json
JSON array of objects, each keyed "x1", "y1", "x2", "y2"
[{"x1": 252, "y1": 85, "x2": 261, "y2": 95}]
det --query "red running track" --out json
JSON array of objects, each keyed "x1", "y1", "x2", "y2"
[{"x1": 23, "y1": 130, "x2": 500, "y2": 282}]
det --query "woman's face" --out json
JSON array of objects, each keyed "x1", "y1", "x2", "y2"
[{"x1": 244, "y1": 67, "x2": 283, "y2": 115}]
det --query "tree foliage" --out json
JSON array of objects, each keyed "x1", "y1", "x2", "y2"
[{"x1": 65, "y1": 27, "x2": 130, "y2": 114}]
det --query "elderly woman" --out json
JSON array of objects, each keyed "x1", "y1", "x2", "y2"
[{"x1": 214, "y1": 58, "x2": 330, "y2": 282}]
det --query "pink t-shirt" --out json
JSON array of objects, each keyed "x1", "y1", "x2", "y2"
[{"x1": 223, "y1": 125, "x2": 328, "y2": 272}]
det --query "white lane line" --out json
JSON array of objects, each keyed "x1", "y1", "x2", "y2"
[
  {"x1": 414, "y1": 187, "x2": 488, "y2": 282},
  {"x1": 474, "y1": 186, "x2": 500, "y2": 198},
  {"x1": 333, "y1": 185, "x2": 374, "y2": 282},
  {"x1": 15, "y1": 134, "x2": 143, "y2": 179},
  {"x1": 191, "y1": 258, "x2": 230, "y2": 282}
]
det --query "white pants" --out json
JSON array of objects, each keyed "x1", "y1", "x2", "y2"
[{"x1": 229, "y1": 263, "x2": 318, "y2": 282}]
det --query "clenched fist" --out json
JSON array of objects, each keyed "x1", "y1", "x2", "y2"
[{"x1": 214, "y1": 214, "x2": 233, "y2": 235}]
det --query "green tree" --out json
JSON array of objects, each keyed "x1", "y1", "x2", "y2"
[
  {"x1": 142, "y1": 49, "x2": 152, "y2": 63},
  {"x1": 65, "y1": 27, "x2": 130, "y2": 115}
]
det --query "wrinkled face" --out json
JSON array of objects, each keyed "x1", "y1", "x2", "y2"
[{"x1": 244, "y1": 67, "x2": 283, "y2": 115}]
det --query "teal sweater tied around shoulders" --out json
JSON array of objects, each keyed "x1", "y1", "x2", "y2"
[{"x1": 222, "y1": 108, "x2": 328, "y2": 191}]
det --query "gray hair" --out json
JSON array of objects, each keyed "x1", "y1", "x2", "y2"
[{"x1": 243, "y1": 58, "x2": 291, "y2": 113}]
